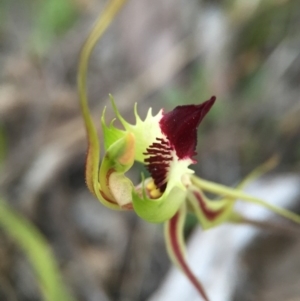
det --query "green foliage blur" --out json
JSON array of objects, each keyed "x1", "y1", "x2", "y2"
[
  {"x1": 0, "y1": 200, "x2": 74, "y2": 301},
  {"x1": 32, "y1": 0, "x2": 79, "y2": 55}
]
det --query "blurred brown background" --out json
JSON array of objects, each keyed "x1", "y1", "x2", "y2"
[{"x1": 0, "y1": 0, "x2": 300, "y2": 300}]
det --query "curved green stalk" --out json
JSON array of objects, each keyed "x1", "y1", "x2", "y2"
[
  {"x1": 77, "y1": 0, "x2": 128, "y2": 203},
  {"x1": 236, "y1": 155, "x2": 279, "y2": 190}
]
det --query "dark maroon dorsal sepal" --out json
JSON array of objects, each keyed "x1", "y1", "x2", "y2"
[{"x1": 159, "y1": 96, "x2": 216, "y2": 160}]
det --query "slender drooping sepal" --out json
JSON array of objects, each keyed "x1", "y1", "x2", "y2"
[{"x1": 164, "y1": 205, "x2": 210, "y2": 301}]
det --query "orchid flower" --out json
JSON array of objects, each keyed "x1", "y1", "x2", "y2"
[
  {"x1": 99, "y1": 96, "x2": 216, "y2": 222},
  {"x1": 77, "y1": 1, "x2": 300, "y2": 300}
]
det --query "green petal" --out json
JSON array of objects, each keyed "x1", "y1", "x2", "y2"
[
  {"x1": 99, "y1": 132, "x2": 135, "y2": 208},
  {"x1": 188, "y1": 157, "x2": 281, "y2": 229},
  {"x1": 132, "y1": 183, "x2": 186, "y2": 223},
  {"x1": 101, "y1": 106, "x2": 127, "y2": 150},
  {"x1": 164, "y1": 205, "x2": 210, "y2": 301},
  {"x1": 191, "y1": 176, "x2": 300, "y2": 225},
  {"x1": 109, "y1": 95, "x2": 163, "y2": 162},
  {"x1": 187, "y1": 185, "x2": 234, "y2": 230}
]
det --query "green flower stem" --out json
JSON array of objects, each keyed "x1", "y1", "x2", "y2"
[
  {"x1": 77, "y1": 0, "x2": 128, "y2": 199},
  {"x1": 78, "y1": 0, "x2": 128, "y2": 120}
]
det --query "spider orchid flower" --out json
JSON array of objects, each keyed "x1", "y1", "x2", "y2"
[
  {"x1": 96, "y1": 96, "x2": 216, "y2": 221},
  {"x1": 78, "y1": 1, "x2": 300, "y2": 300},
  {"x1": 82, "y1": 96, "x2": 300, "y2": 301},
  {"x1": 84, "y1": 96, "x2": 218, "y2": 300}
]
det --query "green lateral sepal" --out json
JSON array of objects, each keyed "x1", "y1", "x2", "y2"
[
  {"x1": 187, "y1": 185, "x2": 234, "y2": 230},
  {"x1": 99, "y1": 132, "x2": 135, "y2": 209},
  {"x1": 109, "y1": 95, "x2": 164, "y2": 162}
]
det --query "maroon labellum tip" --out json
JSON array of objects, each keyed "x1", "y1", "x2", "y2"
[
  {"x1": 159, "y1": 96, "x2": 216, "y2": 159},
  {"x1": 144, "y1": 97, "x2": 216, "y2": 192}
]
